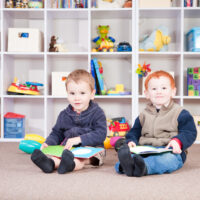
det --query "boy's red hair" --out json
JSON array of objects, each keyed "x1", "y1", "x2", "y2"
[{"x1": 144, "y1": 70, "x2": 175, "y2": 90}]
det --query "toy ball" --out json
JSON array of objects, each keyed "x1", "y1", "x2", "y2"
[
  {"x1": 19, "y1": 140, "x2": 41, "y2": 154},
  {"x1": 104, "y1": 137, "x2": 112, "y2": 149},
  {"x1": 24, "y1": 134, "x2": 45, "y2": 144},
  {"x1": 110, "y1": 136, "x2": 122, "y2": 147}
]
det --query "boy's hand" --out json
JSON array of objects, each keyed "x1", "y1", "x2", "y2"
[
  {"x1": 41, "y1": 142, "x2": 48, "y2": 150},
  {"x1": 165, "y1": 140, "x2": 182, "y2": 154},
  {"x1": 128, "y1": 141, "x2": 136, "y2": 148},
  {"x1": 64, "y1": 137, "x2": 81, "y2": 150}
]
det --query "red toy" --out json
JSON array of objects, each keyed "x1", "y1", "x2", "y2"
[{"x1": 108, "y1": 117, "x2": 130, "y2": 137}]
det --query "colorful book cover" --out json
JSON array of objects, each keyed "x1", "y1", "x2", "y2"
[
  {"x1": 130, "y1": 146, "x2": 172, "y2": 155},
  {"x1": 92, "y1": 58, "x2": 105, "y2": 94},
  {"x1": 42, "y1": 146, "x2": 104, "y2": 158}
]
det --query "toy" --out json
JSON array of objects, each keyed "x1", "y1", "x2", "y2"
[
  {"x1": 123, "y1": 0, "x2": 132, "y2": 8},
  {"x1": 187, "y1": 67, "x2": 200, "y2": 96},
  {"x1": 4, "y1": 112, "x2": 25, "y2": 138},
  {"x1": 107, "y1": 84, "x2": 131, "y2": 95},
  {"x1": 49, "y1": 36, "x2": 67, "y2": 52},
  {"x1": 19, "y1": 140, "x2": 41, "y2": 154},
  {"x1": 24, "y1": 134, "x2": 45, "y2": 144},
  {"x1": 139, "y1": 26, "x2": 171, "y2": 51},
  {"x1": 117, "y1": 41, "x2": 132, "y2": 52},
  {"x1": 28, "y1": 0, "x2": 43, "y2": 8},
  {"x1": 7, "y1": 78, "x2": 43, "y2": 95},
  {"x1": 186, "y1": 27, "x2": 200, "y2": 52},
  {"x1": 92, "y1": 25, "x2": 115, "y2": 52},
  {"x1": 110, "y1": 136, "x2": 122, "y2": 147},
  {"x1": 136, "y1": 62, "x2": 151, "y2": 78},
  {"x1": 97, "y1": 0, "x2": 126, "y2": 8},
  {"x1": 108, "y1": 117, "x2": 130, "y2": 137},
  {"x1": 104, "y1": 137, "x2": 113, "y2": 149}
]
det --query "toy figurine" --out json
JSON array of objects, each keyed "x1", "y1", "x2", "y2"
[
  {"x1": 136, "y1": 62, "x2": 151, "y2": 78},
  {"x1": 92, "y1": 25, "x2": 115, "y2": 52},
  {"x1": 139, "y1": 26, "x2": 171, "y2": 52},
  {"x1": 49, "y1": 36, "x2": 67, "y2": 52},
  {"x1": 5, "y1": 0, "x2": 14, "y2": 8}
]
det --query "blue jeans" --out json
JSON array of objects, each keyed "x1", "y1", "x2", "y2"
[{"x1": 115, "y1": 152, "x2": 183, "y2": 175}]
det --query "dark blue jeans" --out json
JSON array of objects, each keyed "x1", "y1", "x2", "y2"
[{"x1": 115, "y1": 152, "x2": 183, "y2": 175}]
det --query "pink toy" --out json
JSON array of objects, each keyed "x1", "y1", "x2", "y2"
[{"x1": 110, "y1": 136, "x2": 122, "y2": 147}]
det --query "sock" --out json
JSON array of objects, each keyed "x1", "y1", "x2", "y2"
[
  {"x1": 117, "y1": 144, "x2": 134, "y2": 176},
  {"x1": 133, "y1": 154, "x2": 147, "y2": 177},
  {"x1": 31, "y1": 149, "x2": 55, "y2": 173},
  {"x1": 57, "y1": 149, "x2": 75, "y2": 174}
]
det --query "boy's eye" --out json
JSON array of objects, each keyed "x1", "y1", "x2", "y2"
[
  {"x1": 69, "y1": 92, "x2": 75, "y2": 95},
  {"x1": 81, "y1": 92, "x2": 85, "y2": 95},
  {"x1": 152, "y1": 88, "x2": 156, "y2": 90},
  {"x1": 162, "y1": 87, "x2": 167, "y2": 90}
]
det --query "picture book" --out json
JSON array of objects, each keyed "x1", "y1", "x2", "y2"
[
  {"x1": 92, "y1": 58, "x2": 105, "y2": 95},
  {"x1": 130, "y1": 146, "x2": 173, "y2": 155},
  {"x1": 42, "y1": 146, "x2": 104, "y2": 159}
]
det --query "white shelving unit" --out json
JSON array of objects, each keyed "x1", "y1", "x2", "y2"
[{"x1": 0, "y1": 0, "x2": 199, "y2": 143}]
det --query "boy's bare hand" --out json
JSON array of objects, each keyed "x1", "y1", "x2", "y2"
[
  {"x1": 64, "y1": 137, "x2": 81, "y2": 150},
  {"x1": 41, "y1": 142, "x2": 48, "y2": 150},
  {"x1": 165, "y1": 140, "x2": 182, "y2": 154},
  {"x1": 128, "y1": 141, "x2": 136, "y2": 148}
]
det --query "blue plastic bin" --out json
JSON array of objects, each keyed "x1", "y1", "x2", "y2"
[
  {"x1": 186, "y1": 27, "x2": 200, "y2": 52},
  {"x1": 4, "y1": 112, "x2": 25, "y2": 138}
]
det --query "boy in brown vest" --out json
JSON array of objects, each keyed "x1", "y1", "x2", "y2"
[{"x1": 115, "y1": 70, "x2": 197, "y2": 176}]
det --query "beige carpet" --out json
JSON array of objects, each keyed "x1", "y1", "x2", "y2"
[{"x1": 0, "y1": 142, "x2": 200, "y2": 200}]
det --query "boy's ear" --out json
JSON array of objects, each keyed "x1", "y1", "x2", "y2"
[
  {"x1": 91, "y1": 89, "x2": 96, "y2": 100},
  {"x1": 144, "y1": 90, "x2": 149, "y2": 99},
  {"x1": 171, "y1": 87, "x2": 176, "y2": 97}
]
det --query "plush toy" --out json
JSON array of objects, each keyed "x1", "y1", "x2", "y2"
[
  {"x1": 139, "y1": 26, "x2": 171, "y2": 52},
  {"x1": 97, "y1": 0, "x2": 126, "y2": 8},
  {"x1": 92, "y1": 25, "x2": 115, "y2": 52},
  {"x1": 49, "y1": 36, "x2": 67, "y2": 52}
]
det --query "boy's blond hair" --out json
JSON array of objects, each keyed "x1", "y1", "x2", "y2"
[
  {"x1": 145, "y1": 70, "x2": 175, "y2": 90},
  {"x1": 65, "y1": 69, "x2": 95, "y2": 91}
]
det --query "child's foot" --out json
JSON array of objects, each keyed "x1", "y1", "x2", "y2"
[
  {"x1": 133, "y1": 154, "x2": 147, "y2": 177},
  {"x1": 117, "y1": 144, "x2": 134, "y2": 176},
  {"x1": 31, "y1": 149, "x2": 55, "y2": 173},
  {"x1": 57, "y1": 149, "x2": 75, "y2": 174}
]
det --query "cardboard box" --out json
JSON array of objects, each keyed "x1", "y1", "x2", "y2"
[
  {"x1": 139, "y1": 0, "x2": 172, "y2": 8},
  {"x1": 8, "y1": 28, "x2": 42, "y2": 52},
  {"x1": 193, "y1": 116, "x2": 200, "y2": 141},
  {"x1": 52, "y1": 72, "x2": 70, "y2": 96}
]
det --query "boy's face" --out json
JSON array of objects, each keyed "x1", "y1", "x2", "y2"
[
  {"x1": 67, "y1": 80, "x2": 95, "y2": 113},
  {"x1": 144, "y1": 76, "x2": 176, "y2": 109}
]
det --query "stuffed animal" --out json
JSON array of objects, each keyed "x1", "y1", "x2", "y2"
[
  {"x1": 92, "y1": 25, "x2": 115, "y2": 52},
  {"x1": 139, "y1": 26, "x2": 171, "y2": 52},
  {"x1": 97, "y1": 0, "x2": 126, "y2": 8}
]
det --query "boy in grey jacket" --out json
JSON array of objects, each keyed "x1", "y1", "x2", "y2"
[{"x1": 115, "y1": 70, "x2": 197, "y2": 177}]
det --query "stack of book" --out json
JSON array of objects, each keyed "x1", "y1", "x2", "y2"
[{"x1": 51, "y1": 0, "x2": 88, "y2": 8}]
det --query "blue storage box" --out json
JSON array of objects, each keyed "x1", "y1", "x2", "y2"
[
  {"x1": 4, "y1": 112, "x2": 25, "y2": 138},
  {"x1": 186, "y1": 27, "x2": 200, "y2": 52}
]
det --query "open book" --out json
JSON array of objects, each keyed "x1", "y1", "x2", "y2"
[
  {"x1": 42, "y1": 145, "x2": 104, "y2": 159},
  {"x1": 130, "y1": 146, "x2": 173, "y2": 155}
]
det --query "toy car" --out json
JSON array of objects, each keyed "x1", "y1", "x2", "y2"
[
  {"x1": 117, "y1": 42, "x2": 132, "y2": 52},
  {"x1": 108, "y1": 117, "x2": 130, "y2": 137}
]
